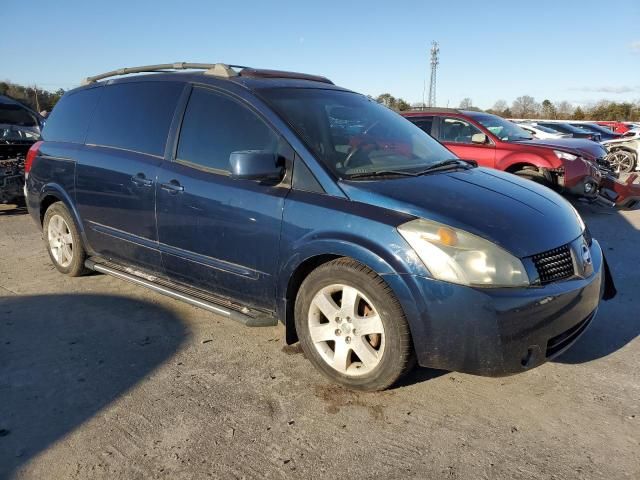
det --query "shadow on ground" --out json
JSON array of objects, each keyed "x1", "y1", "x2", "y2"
[
  {"x1": 555, "y1": 203, "x2": 640, "y2": 364},
  {"x1": 0, "y1": 203, "x2": 27, "y2": 216},
  {"x1": 0, "y1": 293, "x2": 189, "y2": 478}
]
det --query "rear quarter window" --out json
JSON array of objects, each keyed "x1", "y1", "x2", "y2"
[
  {"x1": 42, "y1": 87, "x2": 103, "y2": 143},
  {"x1": 86, "y1": 81, "x2": 184, "y2": 156}
]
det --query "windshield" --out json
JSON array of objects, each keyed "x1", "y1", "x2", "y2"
[
  {"x1": 577, "y1": 123, "x2": 614, "y2": 135},
  {"x1": 541, "y1": 123, "x2": 588, "y2": 134},
  {"x1": 528, "y1": 123, "x2": 560, "y2": 134},
  {"x1": 258, "y1": 88, "x2": 455, "y2": 178},
  {"x1": 466, "y1": 112, "x2": 532, "y2": 141}
]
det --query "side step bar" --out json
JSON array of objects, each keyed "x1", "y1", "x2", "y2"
[{"x1": 85, "y1": 258, "x2": 278, "y2": 327}]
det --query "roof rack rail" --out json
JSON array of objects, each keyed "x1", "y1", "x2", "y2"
[
  {"x1": 81, "y1": 62, "x2": 248, "y2": 85},
  {"x1": 406, "y1": 107, "x2": 461, "y2": 113}
]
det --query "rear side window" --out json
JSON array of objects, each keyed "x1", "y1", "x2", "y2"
[
  {"x1": 176, "y1": 87, "x2": 278, "y2": 173},
  {"x1": 86, "y1": 82, "x2": 183, "y2": 156},
  {"x1": 42, "y1": 87, "x2": 102, "y2": 143}
]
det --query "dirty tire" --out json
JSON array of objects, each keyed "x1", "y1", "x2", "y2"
[
  {"x1": 295, "y1": 258, "x2": 414, "y2": 391},
  {"x1": 43, "y1": 202, "x2": 89, "y2": 277}
]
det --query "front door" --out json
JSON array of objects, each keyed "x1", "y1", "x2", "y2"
[
  {"x1": 435, "y1": 116, "x2": 496, "y2": 168},
  {"x1": 156, "y1": 86, "x2": 289, "y2": 311}
]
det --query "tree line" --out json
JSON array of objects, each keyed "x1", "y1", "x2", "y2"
[
  {"x1": 2, "y1": 81, "x2": 638, "y2": 122},
  {"x1": 375, "y1": 92, "x2": 640, "y2": 121},
  {"x1": 0, "y1": 81, "x2": 65, "y2": 113}
]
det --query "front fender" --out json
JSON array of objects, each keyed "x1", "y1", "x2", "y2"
[{"x1": 497, "y1": 153, "x2": 558, "y2": 172}]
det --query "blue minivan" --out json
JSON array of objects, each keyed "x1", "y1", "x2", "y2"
[{"x1": 25, "y1": 63, "x2": 611, "y2": 390}]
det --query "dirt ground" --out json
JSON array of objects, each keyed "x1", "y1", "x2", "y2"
[{"x1": 0, "y1": 202, "x2": 638, "y2": 480}]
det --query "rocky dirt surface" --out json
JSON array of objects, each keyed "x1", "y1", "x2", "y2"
[{"x1": 0, "y1": 203, "x2": 638, "y2": 479}]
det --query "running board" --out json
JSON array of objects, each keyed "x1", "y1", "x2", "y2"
[{"x1": 85, "y1": 258, "x2": 278, "y2": 327}]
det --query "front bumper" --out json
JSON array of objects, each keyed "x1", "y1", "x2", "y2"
[
  {"x1": 562, "y1": 159, "x2": 601, "y2": 199},
  {"x1": 600, "y1": 173, "x2": 640, "y2": 209},
  {"x1": 405, "y1": 240, "x2": 605, "y2": 376}
]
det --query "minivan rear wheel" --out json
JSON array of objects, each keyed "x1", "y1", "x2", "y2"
[
  {"x1": 295, "y1": 258, "x2": 414, "y2": 391},
  {"x1": 43, "y1": 202, "x2": 88, "y2": 276}
]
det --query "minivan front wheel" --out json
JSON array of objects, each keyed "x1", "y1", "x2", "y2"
[
  {"x1": 43, "y1": 202, "x2": 88, "y2": 276},
  {"x1": 295, "y1": 258, "x2": 414, "y2": 391}
]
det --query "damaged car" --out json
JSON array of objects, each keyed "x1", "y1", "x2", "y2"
[
  {"x1": 1, "y1": 95, "x2": 43, "y2": 204},
  {"x1": 404, "y1": 109, "x2": 640, "y2": 209}
]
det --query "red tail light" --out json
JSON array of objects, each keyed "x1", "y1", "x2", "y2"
[{"x1": 25, "y1": 140, "x2": 43, "y2": 174}]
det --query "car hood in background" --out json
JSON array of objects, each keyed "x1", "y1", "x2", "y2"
[
  {"x1": 340, "y1": 167, "x2": 583, "y2": 258},
  {"x1": 515, "y1": 138, "x2": 607, "y2": 160}
]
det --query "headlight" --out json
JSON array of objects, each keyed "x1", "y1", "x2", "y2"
[
  {"x1": 398, "y1": 219, "x2": 529, "y2": 287},
  {"x1": 554, "y1": 150, "x2": 578, "y2": 161}
]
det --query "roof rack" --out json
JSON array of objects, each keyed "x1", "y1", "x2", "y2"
[
  {"x1": 81, "y1": 62, "x2": 247, "y2": 85},
  {"x1": 406, "y1": 107, "x2": 462, "y2": 113}
]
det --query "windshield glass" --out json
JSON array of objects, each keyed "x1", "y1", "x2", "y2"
[
  {"x1": 466, "y1": 112, "x2": 532, "y2": 141},
  {"x1": 258, "y1": 88, "x2": 455, "y2": 178},
  {"x1": 578, "y1": 123, "x2": 613, "y2": 134},
  {"x1": 528, "y1": 123, "x2": 559, "y2": 134}
]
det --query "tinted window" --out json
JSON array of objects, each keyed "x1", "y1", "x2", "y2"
[
  {"x1": 438, "y1": 117, "x2": 483, "y2": 143},
  {"x1": 0, "y1": 105, "x2": 38, "y2": 127},
  {"x1": 293, "y1": 157, "x2": 324, "y2": 193},
  {"x1": 86, "y1": 82, "x2": 183, "y2": 156},
  {"x1": 42, "y1": 87, "x2": 102, "y2": 143},
  {"x1": 177, "y1": 87, "x2": 278, "y2": 172},
  {"x1": 411, "y1": 117, "x2": 434, "y2": 135}
]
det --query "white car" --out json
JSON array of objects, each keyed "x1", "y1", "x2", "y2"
[{"x1": 514, "y1": 122, "x2": 571, "y2": 139}]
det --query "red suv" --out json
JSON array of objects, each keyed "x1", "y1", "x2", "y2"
[{"x1": 403, "y1": 109, "x2": 640, "y2": 208}]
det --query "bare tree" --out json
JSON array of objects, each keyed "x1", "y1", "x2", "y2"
[
  {"x1": 459, "y1": 97, "x2": 473, "y2": 109},
  {"x1": 492, "y1": 100, "x2": 508, "y2": 113},
  {"x1": 511, "y1": 95, "x2": 540, "y2": 118},
  {"x1": 554, "y1": 101, "x2": 574, "y2": 120}
]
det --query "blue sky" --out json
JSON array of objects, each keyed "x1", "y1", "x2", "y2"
[{"x1": 3, "y1": 0, "x2": 639, "y2": 109}]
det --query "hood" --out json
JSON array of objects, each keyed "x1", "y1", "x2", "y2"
[
  {"x1": 516, "y1": 137, "x2": 607, "y2": 160},
  {"x1": 340, "y1": 167, "x2": 583, "y2": 258}
]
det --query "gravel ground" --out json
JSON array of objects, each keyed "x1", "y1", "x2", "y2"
[{"x1": 0, "y1": 202, "x2": 638, "y2": 480}]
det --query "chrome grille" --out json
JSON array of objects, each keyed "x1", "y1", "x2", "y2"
[{"x1": 532, "y1": 244, "x2": 574, "y2": 284}]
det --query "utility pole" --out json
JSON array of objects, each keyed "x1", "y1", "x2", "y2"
[{"x1": 427, "y1": 41, "x2": 439, "y2": 107}]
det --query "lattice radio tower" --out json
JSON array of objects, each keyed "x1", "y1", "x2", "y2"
[{"x1": 427, "y1": 41, "x2": 439, "y2": 107}]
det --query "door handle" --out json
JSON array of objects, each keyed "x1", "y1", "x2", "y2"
[
  {"x1": 131, "y1": 173, "x2": 153, "y2": 187},
  {"x1": 160, "y1": 180, "x2": 184, "y2": 194}
]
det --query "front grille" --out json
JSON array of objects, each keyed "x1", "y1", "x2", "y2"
[{"x1": 532, "y1": 244, "x2": 574, "y2": 284}]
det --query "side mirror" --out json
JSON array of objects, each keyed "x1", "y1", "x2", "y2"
[
  {"x1": 471, "y1": 133, "x2": 488, "y2": 144},
  {"x1": 229, "y1": 150, "x2": 283, "y2": 181}
]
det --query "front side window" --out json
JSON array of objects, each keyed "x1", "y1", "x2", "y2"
[
  {"x1": 464, "y1": 112, "x2": 533, "y2": 141},
  {"x1": 438, "y1": 117, "x2": 484, "y2": 144},
  {"x1": 258, "y1": 88, "x2": 454, "y2": 178},
  {"x1": 177, "y1": 87, "x2": 278, "y2": 173}
]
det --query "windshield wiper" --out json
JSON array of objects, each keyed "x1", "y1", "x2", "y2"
[
  {"x1": 415, "y1": 159, "x2": 472, "y2": 175},
  {"x1": 347, "y1": 170, "x2": 419, "y2": 179}
]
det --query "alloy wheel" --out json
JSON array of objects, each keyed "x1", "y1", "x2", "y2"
[
  {"x1": 307, "y1": 283, "x2": 385, "y2": 376},
  {"x1": 47, "y1": 214, "x2": 74, "y2": 268},
  {"x1": 607, "y1": 150, "x2": 635, "y2": 174}
]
